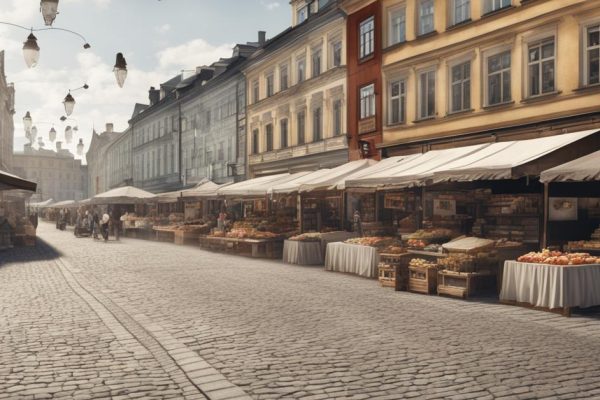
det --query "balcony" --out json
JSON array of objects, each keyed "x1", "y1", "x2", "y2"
[{"x1": 249, "y1": 135, "x2": 347, "y2": 165}]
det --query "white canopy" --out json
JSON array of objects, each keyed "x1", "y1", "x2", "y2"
[
  {"x1": 51, "y1": 200, "x2": 79, "y2": 208},
  {"x1": 269, "y1": 169, "x2": 332, "y2": 195},
  {"x1": 298, "y1": 159, "x2": 378, "y2": 192},
  {"x1": 540, "y1": 150, "x2": 600, "y2": 183},
  {"x1": 157, "y1": 181, "x2": 229, "y2": 203},
  {"x1": 217, "y1": 173, "x2": 297, "y2": 197},
  {"x1": 30, "y1": 198, "x2": 55, "y2": 208},
  {"x1": 91, "y1": 186, "x2": 157, "y2": 205},
  {"x1": 346, "y1": 129, "x2": 600, "y2": 189}
]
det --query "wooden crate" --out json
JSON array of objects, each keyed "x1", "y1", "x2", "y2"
[
  {"x1": 408, "y1": 266, "x2": 438, "y2": 294},
  {"x1": 437, "y1": 270, "x2": 495, "y2": 299},
  {"x1": 378, "y1": 253, "x2": 411, "y2": 290}
]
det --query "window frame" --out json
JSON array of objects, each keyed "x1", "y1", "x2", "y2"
[
  {"x1": 388, "y1": 4, "x2": 406, "y2": 47},
  {"x1": 297, "y1": 56, "x2": 306, "y2": 84},
  {"x1": 266, "y1": 72, "x2": 275, "y2": 97},
  {"x1": 417, "y1": 0, "x2": 435, "y2": 37},
  {"x1": 482, "y1": 0, "x2": 511, "y2": 16},
  {"x1": 483, "y1": 47, "x2": 512, "y2": 107},
  {"x1": 359, "y1": 83, "x2": 376, "y2": 120},
  {"x1": 583, "y1": 22, "x2": 600, "y2": 87},
  {"x1": 265, "y1": 123, "x2": 273, "y2": 152},
  {"x1": 449, "y1": 0, "x2": 470, "y2": 27},
  {"x1": 387, "y1": 77, "x2": 407, "y2": 125},
  {"x1": 280, "y1": 119, "x2": 289, "y2": 149},
  {"x1": 448, "y1": 58, "x2": 472, "y2": 114},
  {"x1": 416, "y1": 67, "x2": 437, "y2": 120},
  {"x1": 252, "y1": 128, "x2": 260, "y2": 154},
  {"x1": 297, "y1": 4, "x2": 308, "y2": 24},
  {"x1": 252, "y1": 79, "x2": 259, "y2": 104},
  {"x1": 359, "y1": 16, "x2": 375, "y2": 59},
  {"x1": 280, "y1": 64, "x2": 289, "y2": 91},
  {"x1": 333, "y1": 99, "x2": 343, "y2": 136},
  {"x1": 331, "y1": 40, "x2": 342, "y2": 68},
  {"x1": 525, "y1": 36, "x2": 556, "y2": 97},
  {"x1": 313, "y1": 107, "x2": 322, "y2": 142},
  {"x1": 312, "y1": 47, "x2": 322, "y2": 78},
  {"x1": 297, "y1": 110, "x2": 306, "y2": 145}
]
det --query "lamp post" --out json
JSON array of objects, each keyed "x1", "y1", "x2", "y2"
[
  {"x1": 40, "y1": 0, "x2": 59, "y2": 26},
  {"x1": 23, "y1": 111, "x2": 33, "y2": 131},
  {"x1": 49, "y1": 127, "x2": 57, "y2": 142},
  {"x1": 23, "y1": 33, "x2": 40, "y2": 68},
  {"x1": 113, "y1": 53, "x2": 127, "y2": 88},
  {"x1": 76, "y1": 138, "x2": 84, "y2": 156}
]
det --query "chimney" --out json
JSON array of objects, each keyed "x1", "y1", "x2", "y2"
[
  {"x1": 258, "y1": 31, "x2": 266, "y2": 46},
  {"x1": 106, "y1": 123, "x2": 114, "y2": 133},
  {"x1": 56, "y1": 141, "x2": 62, "y2": 152},
  {"x1": 24, "y1": 143, "x2": 32, "y2": 153},
  {"x1": 149, "y1": 86, "x2": 160, "y2": 106}
]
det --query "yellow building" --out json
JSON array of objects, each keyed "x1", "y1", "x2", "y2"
[
  {"x1": 243, "y1": 0, "x2": 348, "y2": 177},
  {"x1": 379, "y1": 0, "x2": 600, "y2": 155}
]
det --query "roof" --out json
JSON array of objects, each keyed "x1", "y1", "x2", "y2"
[
  {"x1": 540, "y1": 150, "x2": 600, "y2": 183},
  {"x1": 345, "y1": 129, "x2": 600, "y2": 189},
  {"x1": 0, "y1": 169, "x2": 37, "y2": 192}
]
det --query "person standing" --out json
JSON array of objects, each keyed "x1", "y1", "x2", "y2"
[
  {"x1": 111, "y1": 207, "x2": 121, "y2": 241},
  {"x1": 92, "y1": 210, "x2": 100, "y2": 240},
  {"x1": 101, "y1": 211, "x2": 110, "y2": 241}
]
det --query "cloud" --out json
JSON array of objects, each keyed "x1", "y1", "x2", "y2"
[
  {"x1": 156, "y1": 24, "x2": 171, "y2": 35},
  {"x1": 261, "y1": 1, "x2": 281, "y2": 11},
  {"x1": 157, "y1": 38, "x2": 234, "y2": 70}
]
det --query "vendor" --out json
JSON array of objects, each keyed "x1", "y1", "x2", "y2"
[{"x1": 353, "y1": 209, "x2": 363, "y2": 237}]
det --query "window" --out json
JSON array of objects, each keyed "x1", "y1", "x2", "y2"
[
  {"x1": 418, "y1": 69, "x2": 436, "y2": 119},
  {"x1": 585, "y1": 25, "x2": 600, "y2": 86},
  {"x1": 252, "y1": 80, "x2": 259, "y2": 103},
  {"x1": 333, "y1": 100, "x2": 343, "y2": 136},
  {"x1": 312, "y1": 48, "x2": 321, "y2": 78},
  {"x1": 483, "y1": 0, "x2": 510, "y2": 15},
  {"x1": 266, "y1": 124, "x2": 273, "y2": 151},
  {"x1": 266, "y1": 73, "x2": 274, "y2": 97},
  {"x1": 297, "y1": 5, "x2": 308, "y2": 24},
  {"x1": 450, "y1": 61, "x2": 471, "y2": 113},
  {"x1": 297, "y1": 111, "x2": 306, "y2": 145},
  {"x1": 318, "y1": 0, "x2": 329, "y2": 10},
  {"x1": 332, "y1": 41, "x2": 342, "y2": 67},
  {"x1": 218, "y1": 142, "x2": 224, "y2": 161},
  {"x1": 388, "y1": 79, "x2": 406, "y2": 124},
  {"x1": 359, "y1": 16, "x2": 375, "y2": 59},
  {"x1": 280, "y1": 65, "x2": 289, "y2": 91},
  {"x1": 360, "y1": 84, "x2": 376, "y2": 119},
  {"x1": 280, "y1": 119, "x2": 288, "y2": 148},
  {"x1": 297, "y1": 57, "x2": 306, "y2": 83},
  {"x1": 388, "y1": 6, "x2": 406, "y2": 46},
  {"x1": 252, "y1": 129, "x2": 260, "y2": 154},
  {"x1": 486, "y1": 50, "x2": 511, "y2": 105},
  {"x1": 450, "y1": 0, "x2": 470, "y2": 25},
  {"x1": 313, "y1": 107, "x2": 322, "y2": 141},
  {"x1": 418, "y1": 0, "x2": 435, "y2": 36},
  {"x1": 527, "y1": 38, "x2": 555, "y2": 96}
]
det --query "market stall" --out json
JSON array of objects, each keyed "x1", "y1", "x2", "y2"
[
  {"x1": 0, "y1": 170, "x2": 37, "y2": 249},
  {"x1": 324, "y1": 237, "x2": 404, "y2": 278}
]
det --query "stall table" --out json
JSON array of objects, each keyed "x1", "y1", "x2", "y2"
[
  {"x1": 174, "y1": 230, "x2": 205, "y2": 245},
  {"x1": 123, "y1": 227, "x2": 153, "y2": 240},
  {"x1": 500, "y1": 260, "x2": 600, "y2": 316},
  {"x1": 153, "y1": 227, "x2": 176, "y2": 242},
  {"x1": 324, "y1": 242, "x2": 379, "y2": 278},
  {"x1": 199, "y1": 236, "x2": 283, "y2": 259},
  {"x1": 282, "y1": 240, "x2": 323, "y2": 265}
]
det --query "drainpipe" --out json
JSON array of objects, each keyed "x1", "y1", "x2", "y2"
[{"x1": 178, "y1": 102, "x2": 183, "y2": 185}]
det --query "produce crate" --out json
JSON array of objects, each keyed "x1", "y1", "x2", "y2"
[
  {"x1": 408, "y1": 265, "x2": 438, "y2": 294},
  {"x1": 378, "y1": 253, "x2": 411, "y2": 290},
  {"x1": 437, "y1": 270, "x2": 495, "y2": 299}
]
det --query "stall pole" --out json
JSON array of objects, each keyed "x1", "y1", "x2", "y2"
[
  {"x1": 420, "y1": 187, "x2": 426, "y2": 229},
  {"x1": 542, "y1": 182, "x2": 549, "y2": 249},
  {"x1": 341, "y1": 191, "x2": 347, "y2": 231},
  {"x1": 298, "y1": 193, "x2": 303, "y2": 232}
]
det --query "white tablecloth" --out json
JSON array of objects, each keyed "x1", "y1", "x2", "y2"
[
  {"x1": 500, "y1": 261, "x2": 600, "y2": 309},
  {"x1": 324, "y1": 242, "x2": 379, "y2": 278},
  {"x1": 282, "y1": 240, "x2": 323, "y2": 265},
  {"x1": 320, "y1": 231, "x2": 356, "y2": 254}
]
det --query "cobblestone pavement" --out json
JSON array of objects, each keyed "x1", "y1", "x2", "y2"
[{"x1": 2, "y1": 221, "x2": 600, "y2": 399}]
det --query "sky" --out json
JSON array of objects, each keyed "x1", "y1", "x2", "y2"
[{"x1": 0, "y1": 0, "x2": 290, "y2": 161}]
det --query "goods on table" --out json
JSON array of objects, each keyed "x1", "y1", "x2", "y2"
[
  {"x1": 423, "y1": 244, "x2": 442, "y2": 253},
  {"x1": 345, "y1": 236, "x2": 402, "y2": 251},
  {"x1": 225, "y1": 228, "x2": 280, "y2": 240},
  {"x1": 482, "y1": 194, "x2": 541, "y2": 243},
  {"x1": 407, "y1": 239, "x2": 427, "y2": 249},
  {"x1": 494, "y1": 238, "x2": 523, "y2": 248},
  {"x1": 407, "y1": 228, "x2": 456, "y2": 243},
  {"x1": 409, "y1": 258, "x2": 439, "y2": 270},
  {"x1": 289, "y1": 232, "x2": 322, "y2": 242},
  {"x1": 517, "y1": 250, "x2": 600, "y2": 265},
  {"x1": 438, "y1": 254, "x2": 476, "y2": 273},
  {"x1": 380, "y1": 245, "x2": 406, "y2": 254},
  {"x1": 408, "y1": 258, "x2": 439, "y2": 294},
  {"x1": 567, "y1": 226, "x2": 600, "y2": 251},
  {"x1": 442, "y1": 237, "x2": 495, "y2": 253}
]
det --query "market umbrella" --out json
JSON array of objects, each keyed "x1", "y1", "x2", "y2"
[
  {"x1": 50, "y1": 200, "x2": 79, "y2": 209},
  {"x1": 30, "y1": 198, "x2": 55, "y2": 209},
  {"x1": 91, "y1": 186, "x2": 157, "y2": 205}
]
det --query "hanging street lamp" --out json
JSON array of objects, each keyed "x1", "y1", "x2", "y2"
[
  {"x1": 49, "y1": 127, "x2": 57, "y2": 142},
  {"x1": 113, "y1": 53, "x2": 127, "y2": 88},
  {"x1": 38, "y1": 136, "x2": 45, "y2": 148},
  {"x1": 23, "y1": 33, "x2": 40, "y2": 68},
  {"x1": 63, "y1": 92, "x2": 75, "y2": 116},
  {"x1": 64, "y1": 125, "x2": 73, "y2": 144},
  {"x1": 23, "y1": 111, "x2": 33, "y2": 131},
  {"x1": 30, "y1": 126, "x2": 38, "y2": 143},
  {"x1": 40, "y1": 0, "x2": 59, "y2": 26},
  {"x1": 76, "y1": 138, "x2": 84, "y2": 156}
]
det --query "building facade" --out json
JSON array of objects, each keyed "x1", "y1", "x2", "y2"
[
  {"x1": 378, "y1": 0, "x2": 600, "y2": 155},
  {"x1": 104, "y1": 128, "x2": 133, "y2": 190},
  {"x1": 244, "y1": 0, "x2": 349, "y2": 177},
  {"x1": 342, "y1": 0, "x2": 383, "y2": 160},
  {"x1": 86, "y1": 123, "x2": 120, "y2": 197},
  {"x1": 0, "y1": 51, "x2": 15, "y2": 171},
  {"x1": 13, "y1": 143, "x2": 87, "y2": 202}
]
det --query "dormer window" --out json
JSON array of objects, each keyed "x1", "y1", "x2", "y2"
[{"x1": 297, "y1": 5, "x2": 308, "y2": 24}]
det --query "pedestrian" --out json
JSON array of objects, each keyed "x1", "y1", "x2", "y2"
[
  {"x1": 218, "y1": 210, "x2": 227, "y2": 233},
  {"x1": 111, "y1": 207, "x2": 121, "y2": 241},
  {"x1": 352, "y1": 209, "x2": 363, "y2": 237},
  {"x1": 101, "y1": 211, "x2": 110, "y2": 241},
  {"x1": 29, "y1": 212, "x2": 38, "y2": 229},
  {"x1": 92, "y1": 211, "x2": 100, "y2": 240}
]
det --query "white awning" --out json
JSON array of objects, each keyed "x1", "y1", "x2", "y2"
[
  {"x1": 30, "y1": 198, "x2": 55, "y2": 208},
  {"x1": 217, "y1": 173, "x2": 303, "y2": 197},
  {"x1": 157, "y1": 181, "x2": 226, "y2": 203},
  {"x1": 540, "y1": 149, "x2": 600, "y2": 183},
  {"x1": 51, "y1": 200, "x2": 79, "y2": 208},
  {"x1": 0, "y1": 169, "x2": 37, "y2": 192},
  {"x1": 269, "y1": 169, "x2": 331, "y2": 195},
  {"x1": 91, "y1": 186, "x2": 157, "y2": 205},
  {"x1": 298, "y1": 159, "x2": 378, "y2": 192}
]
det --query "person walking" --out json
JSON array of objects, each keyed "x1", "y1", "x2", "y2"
[
  {"x1": 92, "y1": 210, "x2": 100, "y2": 240},
  {"x1": 101, "y1": 211, "x2": 110, "y2": 241},
  {"x1": 111, "y1": 207, "x2": 121, "y2": 241}
]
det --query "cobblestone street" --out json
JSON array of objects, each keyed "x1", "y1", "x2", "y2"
[{"x1": 1, "y1": 222, "x2": 600, "y2": 399}]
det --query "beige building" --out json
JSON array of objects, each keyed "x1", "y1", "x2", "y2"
[
  {"x1": 379, "y1": 0, "x2": 600, "y2": 155},
  {"x1": 0, "y1": 51, "x2": 15, "y2": 171},
  {"x1": 244, "y1": 0, "x2": 349, "y2": 177}
]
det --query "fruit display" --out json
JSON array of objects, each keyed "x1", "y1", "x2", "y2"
[
  {"x1": 517, "y1": 250, "x2": 600, "y2": 265},
  {"x1": 438, "y1": 254, "x2": 476, "y2": 273},
  {"x1": 568, "y1": 241, "x2": 600, "y2": 250},
  {"x1": 225, "y1": 228, "x2": 280, "y2": 240},
  {"x1": 289, "y1": 233, "x2": 322, "y2": 242},
  {"x1": 407, "y1": 239, "x2": 426, "y2": 249},
  {"x1": 408, "y1": 258, "x2": 438, "y2": 270},
  {"x1": 345, "y1": 236, "x2": 402, "y2": 251},
  {"x1": 380, "y1": 245, "x2": 406, "y2": 255}
]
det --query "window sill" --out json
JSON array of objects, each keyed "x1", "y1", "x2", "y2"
[
  {"x1": 358, "y1": 53, "x2": 375, "y2": 65},
  {"x1": 446, "y1": 18, "x2": 473, "y2": 32},
  {"x1": 574, "y1": 84, "x2": 600, "y2": 94},
  {"x1": 520, "y1": 90, "x2": 561, "y2": 104},
  {"x1": 482, "y1": 101, "x2": 514, "y2": 110},
  {"x1": 386, "y1": 121, "x2": 406, "y2": 128},
  {"x1": 412, "y1": 116, "x2": 436, "y2": 123},
  {"x1": 446, "y1": 108, "x2": 475, "y2": 117},
  {"x1": 481, "y1": 5, "x2": 514, "y2": 19},
  {"x1": 416, "y1": 30, "x2": 438, "y2": 40},
  {"x1": 383, "y1": 40, "x2": 407, "y2": 54}
]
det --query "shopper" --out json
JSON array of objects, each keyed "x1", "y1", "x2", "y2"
[{"x1": 101, "y1": 211, "x2": 110, "y2": 241}]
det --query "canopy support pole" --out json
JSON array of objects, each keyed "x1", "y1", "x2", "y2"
[{"x1": 542, "y1": 182, "x2": 549, "y2": 249}]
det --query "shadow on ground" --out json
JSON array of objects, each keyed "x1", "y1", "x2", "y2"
[{"x1": 0, "y1": 237, "x2": 62, "y2": 267}]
